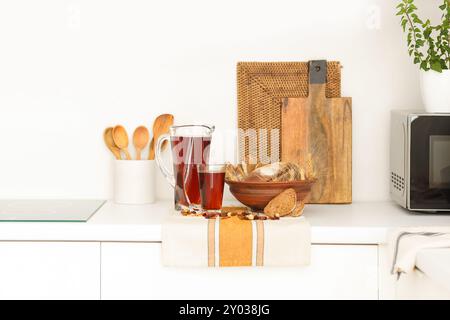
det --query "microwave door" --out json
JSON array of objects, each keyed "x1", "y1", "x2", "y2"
[{"x1": 410, "y1": 116, "x2": 450, "y2": 211}]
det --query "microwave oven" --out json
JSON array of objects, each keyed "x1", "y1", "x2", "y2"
[{"x1": 390, "y1": 110, "x2": 450, "y2": 212}]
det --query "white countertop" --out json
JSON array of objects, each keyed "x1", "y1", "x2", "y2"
[{"x1": 1, "y1": 200, "x2": 450, "y2": 244}]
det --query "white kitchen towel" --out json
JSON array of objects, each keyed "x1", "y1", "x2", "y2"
[
  {"x1": 162, "y1": 213, "x2": 311, "y2": 267},
  {"x1": 389, "y1": 227, "x2": 450, "y2": 278}
]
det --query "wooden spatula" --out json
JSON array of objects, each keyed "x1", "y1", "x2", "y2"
[{"x1": 148, "y1": 114, "x2": 174, "y2": 160}]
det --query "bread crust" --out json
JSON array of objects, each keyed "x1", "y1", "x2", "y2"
[
  {"x1": 263, "y1": 188, "x2": 297, "y2": 217},
  {"x1": 290, "y1": 201, "x2": 305, "y2": 217}
]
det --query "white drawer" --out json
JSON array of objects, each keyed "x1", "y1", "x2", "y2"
[
  {"x1": 101, "y1": 242, "x2": 378, "y2": 300},
  {"x1": 0, "y1": 242, "x2": 100, "y2": 300}
]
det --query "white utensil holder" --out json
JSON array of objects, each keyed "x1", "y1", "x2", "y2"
[{"x1": 114, "y1": 160, "x2": 156, "y2": 204}]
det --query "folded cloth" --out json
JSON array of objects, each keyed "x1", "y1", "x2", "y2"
[
  {"x1": 389, "y1": 227, "x2": 450, "y2": 278},
  {"x1": 162, "y1": 213, "x2": 310, "y2": 267}
]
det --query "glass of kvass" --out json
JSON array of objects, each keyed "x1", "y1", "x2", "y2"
[
  {"x1": 197, "y1": 164, "x2": 226, "y2": 214},
  {"x1": 155, "y1": 125, "x2": 214, "y2": 211}
]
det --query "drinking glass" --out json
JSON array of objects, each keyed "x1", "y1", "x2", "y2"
[{"x1": 198, "y1": 164, "x2": 226, "y2": 213}]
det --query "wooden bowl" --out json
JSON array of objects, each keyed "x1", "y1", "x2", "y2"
[{"x1": 225, "y1": 179, "x2": 317, "y2": 211}]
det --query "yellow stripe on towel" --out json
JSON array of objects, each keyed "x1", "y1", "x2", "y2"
[{"x1": 219, "y1": 217, "x2": 253, "y2": 267}]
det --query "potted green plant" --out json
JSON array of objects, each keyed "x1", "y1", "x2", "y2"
[{"x1": 397, "y1": 0, "x2": 450, "y2": 112}]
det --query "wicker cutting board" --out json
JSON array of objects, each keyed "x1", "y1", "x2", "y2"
[{"x1": 281, "y1": 61, "x2": 352, "y2": 203}]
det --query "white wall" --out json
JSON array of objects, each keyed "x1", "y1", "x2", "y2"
[{"x1": 0, "y1": 0, "x2": 442, "y2": 201}]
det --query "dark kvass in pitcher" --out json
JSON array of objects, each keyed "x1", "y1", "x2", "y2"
[{"x1": 171, "y1": 135, "x2": 211, "y2": 210}]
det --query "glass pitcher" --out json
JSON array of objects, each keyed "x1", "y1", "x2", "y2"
[{"x1": 155, "y1": 125, "x2": 215, "y2": 211}]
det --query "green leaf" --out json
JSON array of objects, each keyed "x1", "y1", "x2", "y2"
[
  {"x1": 431, "y1": 60, "x2": 443, "y2": 72},
  {"x1": 413, "y1": 16, "x2": 423, "y2": 24},
  {"x1": 407, "y1": 33, "x2": 412, "y2": 44},
  {"x1": 402, "y1": 19, "x2": 408, "y2": 31},
  {"x1": 420, "y1": 61, "x2": 429, "y2": 71}
]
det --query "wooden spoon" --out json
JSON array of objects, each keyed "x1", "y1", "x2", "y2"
[
  {"x1": 133, "y1": 126, "x2": 150, "y2": 160},
  {"x1": 148, "y1": 114, "x2": 174, "y2": 160},
  {"x1": 112, "y1": 125, "x2": 132, "y2": 160},
  {"x1": 103, "y1": 127, "x2": 122, "y2": 160}
]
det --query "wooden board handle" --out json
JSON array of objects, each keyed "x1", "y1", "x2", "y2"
[{"x1": 309, "y1": 60, "x2": 327, "y2": 85}]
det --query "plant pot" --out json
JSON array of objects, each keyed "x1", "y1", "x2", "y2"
[{"x1": 420, "y1": 69, "x2": 450, "y2": 113}]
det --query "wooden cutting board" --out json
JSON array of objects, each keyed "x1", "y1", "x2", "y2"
[{"x1": 281, "y1": 60, "x2": 352, "y2": 203}]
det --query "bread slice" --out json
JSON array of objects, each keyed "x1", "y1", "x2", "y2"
[
  {"x1": 245, "y1": 162, "x2": 283, "y2": 182},
  {"x1": 264, "y1": 188, "x2": 297, "y2": 217},
  {"x1": 290, "y1": 201, "x2": 305, "y2": 217}
]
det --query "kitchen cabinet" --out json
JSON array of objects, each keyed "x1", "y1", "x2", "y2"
[
  {"x1": 0, "y1": 242, "x2": 100, "y2": 300},
  {"x1": 0, "y1": 201, "x2": 448, "y2": 299},
  {"x1": 100, "y1": 242, "x2": 378, "y2": 300}
]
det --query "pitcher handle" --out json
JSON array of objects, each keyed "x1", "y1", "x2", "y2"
[{"x1": 155, "y1": 133, "x2": 175, "y2": 188}]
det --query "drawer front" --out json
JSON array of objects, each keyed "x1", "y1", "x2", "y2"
[
  {"x1": 101, "y1": 243, "x2": 378, "y2": 300},
  {"x1": 0, "y1": 242, "x2": 100, "y2": 300}
]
